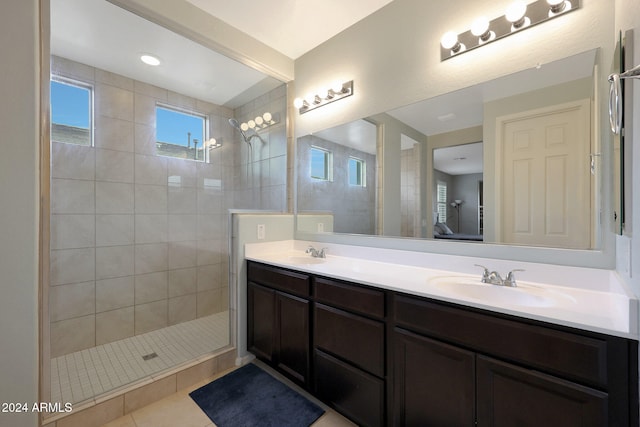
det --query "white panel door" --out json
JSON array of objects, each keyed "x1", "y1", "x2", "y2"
[{"x1": 499, "y1": 100, "x2": 590, "y2": 249}]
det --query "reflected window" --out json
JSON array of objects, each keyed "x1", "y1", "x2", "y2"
[
  {"x1": 310, "y1": 147, "x2": 333, "y2": 181},
  {"x1": 437, "y1": 180, "x2": 447, "y2": 222},
  {"x1": 348, "y1": 157, "x2": 366, "y2": 187},
  {"x1": 156, "y1": 104, "x2": 208, "y2": 161},
  {"x1": 50, "y1": 78, "x2": 93, "y2": 146}
]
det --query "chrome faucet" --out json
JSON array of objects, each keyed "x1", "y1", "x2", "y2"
[
  {"x1": 475, "y1": 265, "x2": 524, "y2": 287},
  {"x1": 306, "y1": 246, "x2": 327, "y2": 258}
]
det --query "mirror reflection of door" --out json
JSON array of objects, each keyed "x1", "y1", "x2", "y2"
[
  {"x1": 497, "y1": 99, "x2": 591, "y2": 249},
  {"x1": 432, "y1": 142, "x2": 484, "y2": 241}
]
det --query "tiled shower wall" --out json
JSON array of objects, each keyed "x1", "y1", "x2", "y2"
[
  {"x1": 401, "y1": 145, "x2": 421, "y2": 238},
  {"x1": 297, "y1": 135, "x2": 376, "y2": 235},
  {"x1": 49, "y1": 56, "x2": 287, "y2": 358}
]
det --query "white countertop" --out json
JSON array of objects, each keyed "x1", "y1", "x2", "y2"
[{"x1": 245, "y1": 240, "x2": 639, "y2": 340}]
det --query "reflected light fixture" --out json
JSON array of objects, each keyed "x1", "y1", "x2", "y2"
[
  {"x1": 237, "y1": 112, "x2": 281, "y2": 132},
  {"x1": 140, "y1": 54, "x2": 161, "y2": 66},
  {"x1": 293, "y1": 80, "x2": 354, "y2": 114},
  {"x1": 440, "y1": 0, "x2": 579, "y2": 61}
]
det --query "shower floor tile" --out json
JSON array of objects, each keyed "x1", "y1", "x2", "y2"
[{"x1": 50, "y1": 311, "x2": 229, "y2": 405}]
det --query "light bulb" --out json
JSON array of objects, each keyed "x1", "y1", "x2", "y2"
[
  {"x1": 240, "y1": 122, "x2": 249, "y2": 132},
  {"x1": 247, "y1": 120, "x2": 256, "y2": 129},
  {"x1": 440, "y1": 31, "x2": 459, "y2": 50},
  {"x1": 293, "y1": 98, "x2": 304, "y2": 109},
  {"x1": 332, "y1": 81, "x2": 344, "y2": 94},
  {"x1": 262, "y1": 112, "x2": 272, "y2": 122},
  {"x1": 506, "y1": 1, "x2": 527, "y2": 26},
  {"x1": 255, "y1": 116, "x2": 264, "y2": 126},
  {"x1": 547, "y1": 0, "x2": 567, "y2": 13},
  {"x1": 471, "y1": 17, "x2": 490, "y2": 38}
]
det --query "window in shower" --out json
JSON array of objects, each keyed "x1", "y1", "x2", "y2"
[
  {"x1": 156, "y1": 104, "x2": 209, "y2": 161},
  {"x1": 310, "y1": 146, "x2": 333, "y2": 181},
  {"x1": 348, "y1": 157, "x2": 366, "y2": 187},
  {"x1": 50, "y1": 77, "x2": 93, "y2": 146}
]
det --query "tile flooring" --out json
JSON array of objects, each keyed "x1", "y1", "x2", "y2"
[
  {"x1": 101, "y1": 360, "x2": 357, "y2": 427},
  {"x1": 51, "y1": 312, "x2": 229, "y2": 405}
]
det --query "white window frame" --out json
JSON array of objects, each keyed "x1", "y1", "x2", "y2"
[
  {"x1": 50, "y1": 76, "x2": 94, "y2": 147},
  {"x1": 310, "y1": 146, "x2": 333, "y2": 181},
  {"x1": 155, "y1": 103, "x2": 210, "y2": 162},
  {"x1": 348, "y1": 156, "x2": 366, "y2": 187}
]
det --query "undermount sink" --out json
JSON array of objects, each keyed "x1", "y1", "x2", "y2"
[
  {"x1": 428, "y1": 276, "x2": 569, "y2": 308},
  {"x1": 283, "y1": 256, "x2": 326, "y2": 265}
]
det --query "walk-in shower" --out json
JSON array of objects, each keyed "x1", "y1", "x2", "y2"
[{"x1": 46, "y1": 0, "x2": 287, "y2": 417}]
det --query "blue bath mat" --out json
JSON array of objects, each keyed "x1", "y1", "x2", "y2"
[{"x1": 189, "y1": 363, "x2": 324, "y2": 427}]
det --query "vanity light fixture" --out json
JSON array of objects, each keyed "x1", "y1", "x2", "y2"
[
  {"x1": 237, "y1": 112, "x2": 281, "y2": 132},
  {"x1": 440, "y1": 0, "x2": 580, "y2": 61},
  {"x1": 294, "y1": 80, "x2": 354, "y2": 114}
]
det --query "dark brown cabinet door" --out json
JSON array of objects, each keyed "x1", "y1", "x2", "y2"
[
  {"x1": 247, "y1": 282, "x2": 275, "y2": 362},
  {"x1": 393, "y1": 328, "x2": 475, "y2": 427},
  {"x1": 275, "y1": 291, "x2": 310, "y2": 386},
  {"x1": 477, "y1": 355, "x2": 608, "y2": 427}
]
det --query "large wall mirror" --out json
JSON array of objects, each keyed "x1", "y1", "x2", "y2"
[{"x1": 296, "y1": 49, "x2": 602, "y2": 251}]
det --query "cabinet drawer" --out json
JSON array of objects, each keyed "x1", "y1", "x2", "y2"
[
  {"x1": 394, "y1": 294, "x2": 608, "y2": 388},
  {"x1": 315, "y1": 349, "x2": 384, "y2": 427},
  {"x1": 314, "y1": 277, "x2": 385, "y2": 318},
  {"x1": 315, "y1": 304, "x2": 385, "y2": 377},
  {"x1": 248, "y1": 261, "x2": 310, "y2": 297}
]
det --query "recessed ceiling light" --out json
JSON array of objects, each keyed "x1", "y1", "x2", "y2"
[{"x1": 140, "y1": 54, "x2": 161, "y2": 66}]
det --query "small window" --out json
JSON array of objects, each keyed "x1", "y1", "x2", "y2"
[
  {"x1": 156, "y1": 105, "x2": 208, "y2": 161},
  {"x1": 348, "y1": 157, "x2": 366, "y2": 187},
  {"x1": 50, "y1": 78, "x2": 93, "y2": 146},
  {"x1": 310, "y1": 147, "x2": 332, "y2": 181},
  {"x1": 437, "y1": 180, "x2": 448, "y2": 222}
]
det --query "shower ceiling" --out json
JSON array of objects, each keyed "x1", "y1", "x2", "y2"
[{"x1": 51, "y1": 0, "x2": 282, "y2": 108}]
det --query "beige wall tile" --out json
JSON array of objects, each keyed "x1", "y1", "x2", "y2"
[
  {"x1": 168, "y1": 214, "x2": 197, "y2": 242},
  {"x1": 50, "y1": 315, "x2": 95, "y2": 357},
  {"x1": 96, "y1": 182, "x2": 134, "y2": 214},
  {"x1": 50, "y1": 248, "x2": 95, "y2": 286},
  {"x1": 135, "y1": 185, "x2": 167, "y2": 214},
  {"x1": 135, "y1": 243, "x2": 168, "y2": 274},
  {"x1": 96, "y1": 84, "x2": 134, "y2": 121},
  {"x1": 168, "y1": 294, "x2": 196, "y2": 325},
  {"x1": 95, "y1": 149, "x2": 134, "y2": 183},
  {"x1": 134, "y1": 272, "x2": 168, "y2": 304},
  {"x1": 168, "y1": 267, "x2": 197, "y2": 298},
  {"x1": 135, "y1": 214, "x2": 168, "y2": 244},
  {"x1": 50, "y1": 281, "x2": 95, "y2": 322},
  {"x1": 51, "y1": 179, "x2": 95, "y2": 214},
  {"x1": 167, "y1": 91, "x2": 196, "y2": 110},
  {"x1": 134, "y1": 154, "x2": 167, "y2": 186},
  {"x1": 51, "y1": 214, "x2": 95, "y2": 250},
  {"x1": 168, "y1": 241, "x2": 198, "y2": 270},
  {"x1": 216, "y1": 349, "x2": 237, "y2": 372},
  {"x1": 134, "y1": 81, "x2": 167, "y2": 100},
  {"x1": 101, "y1": 414, "x2": 137, "y2": 427},
  {"x1": 196, "y1": 264, "x2": 221, "y2": 292},
  {"x1": 96, "y1": 215, "x2": 134, "y2": 247},
  {"x1": 168, "y1": 187, "x2": 197, "y2": 214},
  {"x1": 51, "y1": 142, "x2": 95, "y2": 180},
  {"x1": 135, "y1": 300, "x2": 167, "y2": 334},
  {"x1": 196, "y1": 239, "x2": 221, "y2": 267},
  {"x1": 96, "y1": 276, "x2": 134, "y2": 312},
  {"x1": 176, "y1": 358, "x2": 217, "y2": 391},
  {"x1": 95, "y1": 70, "x2": 134, "y2": 91},
  {"x1": 96, "y1": 307, "x2": 134, "y2": 345},
  {"x1": 96, "y1": 245, "x2": 134, "y2": 280},
  {"x1": 51, "y1": 55, "x2": 95, "y2": 81},
  {"x1": 124, "y1": 375, "x2": 176, "y2": 413},
  {"x1": 95, "y1": 117, "x2": 134, "y2": 152},
  {"x1": 57, "y1": 396, "x2": 123, "y2": 427},
  {"x1": 134, "y1": 93, "x2": 156, "y2": 126},
  {"x1": 134, "y1": 124, "x2": 156, "y2": 155}
]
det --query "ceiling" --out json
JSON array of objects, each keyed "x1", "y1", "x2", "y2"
[
  {"x1": 51, "y1": 0, "x2": 395, "y2": 108},
  {"x1": 184, "y1": 0, "x2": 395, "y2": 59}
]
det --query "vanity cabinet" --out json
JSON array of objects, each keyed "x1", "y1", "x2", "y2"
[
  {"x1": 247, "y1": 262, "x2": 311, "y2": 386},
  {"x1": 393, "y1": 293, "x2": 637, "y2": 427},
  {"x1": 246, "y1": 261, "x2": 638, "y2": 427},
  {"x1": 313, "y1": 277, "x2": 386, "y2": 427}
]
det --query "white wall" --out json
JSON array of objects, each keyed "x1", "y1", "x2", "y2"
[{"x1": 0, "y1": 1, "x2": 40, "y2": 426}]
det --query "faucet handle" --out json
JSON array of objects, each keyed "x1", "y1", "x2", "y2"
[
  {"x1": 319, "y1": 248, "x2": 327, "y2": 258},
  {"x1": 474, "y1": 264, "x2": 490, "y2": 282},
  {"x1": 504, "y1": 269, "x2": 525, "y2": 287}
]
